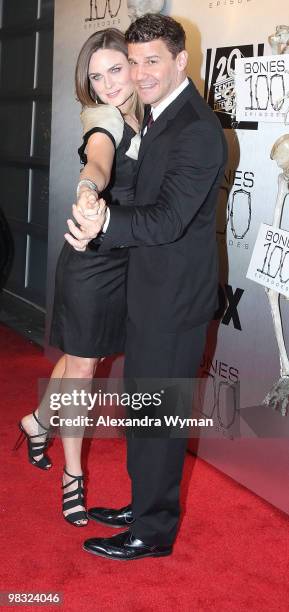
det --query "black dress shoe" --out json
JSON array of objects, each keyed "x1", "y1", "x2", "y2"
[
  {"x1": 87, "y1": 504, "x2": 134, "y2": 528},
  {"x1": 83, "y1": 530, "x2": 172, "y2": 561}
]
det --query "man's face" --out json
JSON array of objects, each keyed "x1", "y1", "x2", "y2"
[{"x1": 128, "y1": 39, "x2": 187, "y2": 107}]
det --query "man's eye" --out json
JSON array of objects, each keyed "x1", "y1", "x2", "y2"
[
  {"x1": 111, "y1": 67, "x2": 121, "y2": 73},
  {"x1": 129, "y1": 60, "x2": 136, "y2": 65},
  {"x1": 148, "y1": 59, "x2": 157, "y2": 65}
]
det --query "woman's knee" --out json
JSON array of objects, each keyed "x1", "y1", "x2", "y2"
[{"x1": 65, "y1": 355, "x2": 98, "y2": 378}]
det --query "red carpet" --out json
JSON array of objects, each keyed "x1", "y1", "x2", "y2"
[{"x1": 1, "y1": 323, "x2": 289, "y2": 611}]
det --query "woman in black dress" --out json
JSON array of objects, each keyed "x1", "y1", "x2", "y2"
[{"x1": 18, "y1": 29, "x2": 142, "y2": 526}]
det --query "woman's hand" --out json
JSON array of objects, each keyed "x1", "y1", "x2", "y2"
[
  {"x1": 76, "y1": 188, "x2": 98, "y2": 218},
  {"x1": 65, "y1": 198, "x2": 108, "y2": 251},
  {"x1": 77, "y1": 190, "x2": 107, "y2": 221}
]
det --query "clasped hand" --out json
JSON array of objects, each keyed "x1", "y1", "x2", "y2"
[{"x1": 64, "y1": 189, "x2": 107, "y2": 252}]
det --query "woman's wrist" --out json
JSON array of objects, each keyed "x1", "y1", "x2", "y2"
[{"x1": 76, "y1": 178, "x2": 99, "y2": 199}]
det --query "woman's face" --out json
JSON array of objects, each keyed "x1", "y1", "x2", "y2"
[{"x1": 88, "y1": 48, "x2": 134, "y2": 108}]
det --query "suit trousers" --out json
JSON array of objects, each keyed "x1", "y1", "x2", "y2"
[{"x1": 124, "y1": 320, "x2": 208, "y2": 546}]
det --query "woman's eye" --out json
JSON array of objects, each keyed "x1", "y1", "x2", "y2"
[{"x1": 91, "y1": 75, "x2": 101, "y2": 81}]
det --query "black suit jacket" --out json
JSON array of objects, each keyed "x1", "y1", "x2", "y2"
[{"x1": 98, "y1": 79, "x2": 228, "y2": 333}]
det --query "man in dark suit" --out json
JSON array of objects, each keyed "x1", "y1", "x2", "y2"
[{"x1": 66, "y1": 14, "x2": 227, "y2": 560}]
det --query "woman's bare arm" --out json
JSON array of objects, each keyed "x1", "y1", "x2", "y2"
[{"x1": 78, "y1": 131, "x2": 115, "y2": 197}]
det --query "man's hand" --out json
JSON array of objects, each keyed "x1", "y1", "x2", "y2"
[{"x1": 64, "y1": 198, "x2": 107, "y2": 252}]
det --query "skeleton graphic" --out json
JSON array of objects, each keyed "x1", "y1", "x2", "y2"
[
  {"x1": 127, "y1": 0, "x2": 166, "y2": 21},
  {"x1": 269, "y1": 25, "x2": 289, "y2": 55},
  {"x1": 262, "y1": 28, "x2": 289, "y2": 414},
  {"x1": 263, "y1": 134, "x2": 289, "y2": 415},
  {"x1": 268, "y1": 26, "x2": 289, "y2": 123}
]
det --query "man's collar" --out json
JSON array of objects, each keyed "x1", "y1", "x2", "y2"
[{"x1": 151, "y1": 77, "x2": 189, "y2": 122}]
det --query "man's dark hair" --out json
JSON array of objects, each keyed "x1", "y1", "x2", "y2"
[{"x1": 125, "y1": 14, "x2": 186, "y2": 58}]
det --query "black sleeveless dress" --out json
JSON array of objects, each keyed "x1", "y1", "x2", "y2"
[{"x1": 50, "y1": 122, "x2": 137, "y2": 358}]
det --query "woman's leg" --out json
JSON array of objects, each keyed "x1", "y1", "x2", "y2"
[
  {"x1": 21, "y1": 355, "x2": 66, "y2": 464},
  {"x1": 61, "y1": 355, "x2": 99, "y2": 525}
]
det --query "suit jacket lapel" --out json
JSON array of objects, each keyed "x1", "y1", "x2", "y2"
[
  {"x1": 136, "y1": 112, "x2": 170, "y2": 170},
  {"x1": 136, "y1": 80, "x2": 194, "y2": 174}
]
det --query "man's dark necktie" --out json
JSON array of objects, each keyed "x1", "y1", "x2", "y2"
[
  {"x1": 146, "y1": 111, "x2": 154, "y2": 129},
  {"x1": 141, "y1": 110, "x2": 154, "y2": 137}
]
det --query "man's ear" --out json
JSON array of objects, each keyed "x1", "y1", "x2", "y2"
[{"x1": 176, "y1": 50, "x2": 188, "y2": 72}]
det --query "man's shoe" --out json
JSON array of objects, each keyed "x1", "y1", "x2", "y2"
[
  {"x1": 83, "y1": 530, "x2": 172, "y2": 561},
  {"x1": 87, "y1": 504, "x2": 134, "y2": 528}
]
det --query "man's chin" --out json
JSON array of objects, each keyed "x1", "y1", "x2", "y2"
[
  {"x1": 139, "y1": 95, "x2": 158, "y2": 106},
  {"x1": 137, "y1": 86, "x2": 159, "y2": 104}
]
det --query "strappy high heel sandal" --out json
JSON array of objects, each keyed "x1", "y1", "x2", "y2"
[
  {"x1": 62, "y1": 467, "x2": 88, "y2": 527},
  {"x1": 14, "y1": 411, "x2": 51, "y2": 470}
]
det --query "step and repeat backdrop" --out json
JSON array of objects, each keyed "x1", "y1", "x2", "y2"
[{"x1": 46, "y1": 0, "x2": 289, "y2": 510}]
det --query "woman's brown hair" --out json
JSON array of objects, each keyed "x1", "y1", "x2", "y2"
[{"x1": 75, "y1": 28, "x2": 143, "y2": 124}]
